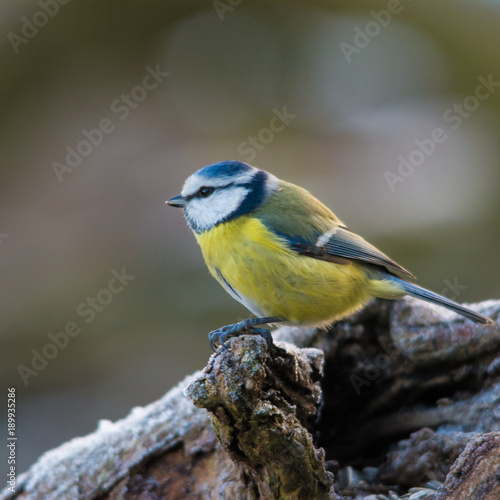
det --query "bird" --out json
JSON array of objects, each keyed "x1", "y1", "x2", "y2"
[{"x1": 167, "y1": 160, "x2": 495, "y2": 350}]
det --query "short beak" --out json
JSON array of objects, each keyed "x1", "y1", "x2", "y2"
[{"x1": 166, "y1": 194, "x2": 185, "y2": 208}]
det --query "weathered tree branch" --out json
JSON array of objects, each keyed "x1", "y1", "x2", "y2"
[
  {"x1": 2, "y1": 297, "x2": 499, "y2": 500},
  {"x1": 184, "y1": 336, "x2": 335, "y2": 499}
]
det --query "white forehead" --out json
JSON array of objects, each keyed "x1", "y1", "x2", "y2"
[{"x1": 181, "y1": 168, "x2": 258, "y2": 197}]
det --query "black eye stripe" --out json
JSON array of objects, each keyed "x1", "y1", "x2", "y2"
[
  {"x1": 185, "y1": 182, "x2": 238, "y2": 201},
  {"x1": 185, "y1": 187, "x2": 213, "y2": 201}
]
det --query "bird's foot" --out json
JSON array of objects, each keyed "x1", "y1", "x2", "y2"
[{"x1": 208, "y1": 317, "x2": 283, "y2": 352}]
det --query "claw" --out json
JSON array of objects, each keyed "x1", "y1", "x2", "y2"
[
  {"x1": 207, "y1": 317, "x2": 283, "y2": 351},
  {"x1": 249, "y1": 327, "x2": 274, "y2": 350},
  {"x1": 209, "y1": 330, "x2": 224, "y2": 351},
  {"x1": 208, "y1": 328, "x2": 233, "y2": 351},
  {"x1": 219, "y1": 331, "x2": 231, "y2": 349}
]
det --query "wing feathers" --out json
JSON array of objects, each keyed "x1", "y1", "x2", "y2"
[
  {"x1": 323, "y1": 226, "x2": 415, "y2": 278},
  {"x1": 270, "y1": 223, "x2": 415, "y2": 279}
]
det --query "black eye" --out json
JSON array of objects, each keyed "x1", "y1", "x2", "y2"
[{"x1": 197, "y1": 186, "x2": 215, "y2": 198}]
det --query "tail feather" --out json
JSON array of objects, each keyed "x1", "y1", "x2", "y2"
[{"x1": 388, "y1": 276, "x2": 495, "y2": 325}]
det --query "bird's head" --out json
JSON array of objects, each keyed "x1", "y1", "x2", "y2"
[{"x1": 167, "y1": 161, "x2": 279, "y2": 233}]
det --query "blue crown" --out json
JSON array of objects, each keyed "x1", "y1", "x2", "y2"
[{"x1": 196, "y1": 160, "x2": 253, "y2": 179}]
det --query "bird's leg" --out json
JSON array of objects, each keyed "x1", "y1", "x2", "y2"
[{"x1": 208, "y1": 317, "x2": 283, "y2": 351}]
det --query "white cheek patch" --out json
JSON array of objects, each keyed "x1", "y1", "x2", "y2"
[{"x1": 185, "y1": 186, "x2": 249, "y2": 232}]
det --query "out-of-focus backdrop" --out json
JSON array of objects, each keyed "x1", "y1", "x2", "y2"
[{"x1": 1, "y1": 0, "x2": 500, "y2": 475}]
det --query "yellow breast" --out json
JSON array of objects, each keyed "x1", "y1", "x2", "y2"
[{"x1": 195, "y1": 216, "x2": 372, "y2": 325}]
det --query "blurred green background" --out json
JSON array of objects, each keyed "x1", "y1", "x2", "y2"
[{"x1": 1, "y1": 0, "x2": 500, "y2": 476}]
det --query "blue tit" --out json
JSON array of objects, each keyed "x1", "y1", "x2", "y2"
[{"x1": 167, "y1": 160, "x2": 494, "y2": 350}]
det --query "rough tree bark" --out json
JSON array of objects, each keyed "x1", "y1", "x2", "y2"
[{"x1": 2, "y1": 297, "x2": 499, "y2": 500}]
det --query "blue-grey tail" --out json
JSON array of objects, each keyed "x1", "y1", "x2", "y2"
[{"x1": 389, "y1": 276, "x2": 494, "y2": 325}]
